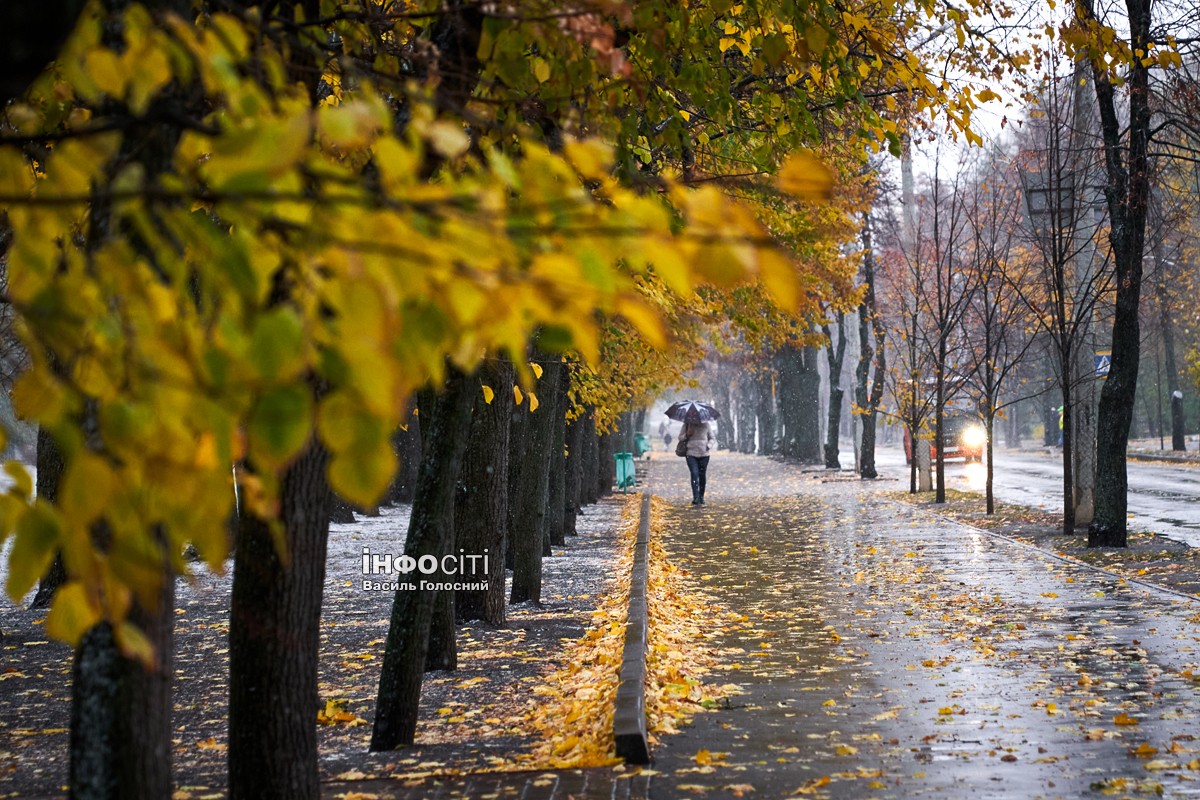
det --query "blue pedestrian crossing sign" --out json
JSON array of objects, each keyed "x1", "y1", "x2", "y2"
[{"x1": 1095, "y1": 351, "x2": 1111, "y2": 377}]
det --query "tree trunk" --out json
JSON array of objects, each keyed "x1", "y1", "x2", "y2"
[
  {"x1": 597, "y1": 430, "x2": 615, "y2": 498},
  {"x1": 370, "y1": 368, "x2": 475, "y2": 750},
  {"x1": 456, "y1": 358, "x2": 513, "y2": 626},
  {"x1": 578, "y1": 407, "x2": 597, "y2": 507},
  {"x1": 328, "y1": 495, "x2": 357, "y2": 524},
  {"x1": 855, "y1": 306, "x2": 874, "y2": 479},
  {"x1": 797, "y1": 345, "x2": 822, "y2": 464},
  {"x1": 510, "y1": 357, "x2": 563, "y2": 605},
  {"x1": 31, "y1": 426, "x2": 66, "y2": 608},
  {"x1": 754, "y1": 368, "x2": 776, "y2": 455},
  {"x1": 856, "y1": 219, "x2": 886, "y2": 480},
  {"x1": 70, "y1": 528, "x2": 174, "y2": 800},
  {"x1": 229, "y1": 439, "x2": 333, "y2": 799},
  {"x1": 545, "y1": 365, "x2": 570, "y2": 547},
  {"x1": 385, "y1": 400, "x2": 421, "y2": 505},
  {"x1": 1155, "y1": 254, "x2": 1186, "y2": 451},
  {"x1": 736, "y1": 379, "x2": 757, "y2": 453},
  {"x1": 563, "y1": 412, "x2": 584, "y2": 536},
  {"x1": 712, "y1": 363, "x2": 733, "y2": 450},
  {"x1": 1085, "y1": 0, "x2": 1151, "y2": 548},
  {"x1": 824, "y1": 312, "x2": 847, "y2": 469}
]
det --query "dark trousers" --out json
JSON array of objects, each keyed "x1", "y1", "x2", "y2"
[{"x1": 686, "y1": 455, "x2": 710, "y2": 502}]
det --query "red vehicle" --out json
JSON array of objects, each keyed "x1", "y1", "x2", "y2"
[{"x1": 904, "y1": 412, "x2": 986, "y2": 464}]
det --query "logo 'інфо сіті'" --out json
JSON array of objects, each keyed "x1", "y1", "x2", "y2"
[{"x1": 360, "y1": 547, "x2": 490, "y2": 592}]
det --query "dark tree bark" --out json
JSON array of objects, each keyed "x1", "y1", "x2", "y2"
[
  {"x1": 754, "y1": 368, "x2": 777, "y2": 455},
  {"x1": 371, "y1": 368, "x2": 475, "y2": 750},
  {"x1": 229, "y1": 439, "x2": 333, "y2": 799},
  {"x1": 597, "y1": 429, "x2": 615, "y2": 498},
  {"x1": 31, "y1": 428, "x2": 66, "y2": 609},
  {"x1": 823, "y1": 311, "x2": 848, "y2": 469},
  {"x1": 580, "y1": 407, "x2": 600, "y2": 507},
  {"x1": 328, "y1": 496, "x2": 357, "y2": 524},
  {"x1": 384, "y1": 400, "x2": 421, "y2": 505},
  {"x1": 510, "y1": 357, "x2": 563, "y2": 604},
  {"x1": 712, "y1": 360, "x2": 734, "y2": 450},
  {"x1": 736, "y1": 379, "x2": 757, "y2": 453},
  {"x1": 69, "y1": 529, "x2": 174, "y2": 800},
  {"x1": 545, "y1": 364, "x2": 570, "y2": 547},
  {"x1": 1084, "y1": 0, "x2": 1151, "y2": 547},
  {"x1": 563, "y1": 411, "x2": 584, "y2": 536},
  {"x1": 456, "y1": 357, "x2": 513, "y2": 625},
  {"x1": 855, "y1": 217, "x2": 886, "y2": 480},
  {"x1": 796, "y1": 346, "x2": 822, "y2": 463},
  {"x1": 505, "y1": 397, "x2": 527, "y2": 570},
  {"x1": 1153, "y1": 248, "x2": 1186, "y2": 451}
]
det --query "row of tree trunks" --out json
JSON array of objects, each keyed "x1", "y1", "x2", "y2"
[
  {"x1": 374, "y1": 357, "x2": 618, "y2": 747},
  {"x1": 371, "y1": 371, "x2": 476, "y2": 751},
  {"x1": 776, "y1": 345, "x2": 822, "y2": 463}
]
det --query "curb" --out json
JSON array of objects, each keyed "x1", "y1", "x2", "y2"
[{"x1": 613, "y1": 491, "x2": 652, "y2": 764}]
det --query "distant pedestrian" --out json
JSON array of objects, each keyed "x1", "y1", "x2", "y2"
[
  {"x1": 679, "y1": 420, "x2": 716, "y2": 505},
  {"x1": 663, "y1": 431, "x2": 673, "y2": 449}
]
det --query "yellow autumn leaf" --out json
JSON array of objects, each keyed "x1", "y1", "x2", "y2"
[
  {"x1": 481, "y1": 384, "x2": 495, "y2": 404},
  {"x1": 528, "y1": 391, "x2": 539, "y2": 413},
  {"x1": 427, "y1": 120, "x2": 470, "y2": 158},
  {"x1": 777, "y1": 152, "x2": 835, "y2": 201},
  {"x1": 45, "y1": 581, "x2": 102, "y2": 646},
  {"x1": 530, "y1": 362, "x2": 544, "y2": 379},
  {"x1": 1114, "y1": 713, "x2": 1140, "y2": 726},
  {"x1": 514, "y1": 385, "x2": 524, "y2": 406},
  {"x1": 793, "y1": 775, "x2": 831, "y2": 795}
]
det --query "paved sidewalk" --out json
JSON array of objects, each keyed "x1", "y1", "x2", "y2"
[
  {"x1": 649, "y1": 452, "x2": 1200, "y2": 799},
  {"x1": 335, "y1": 451, "x2": 1200, "y2": 799}
]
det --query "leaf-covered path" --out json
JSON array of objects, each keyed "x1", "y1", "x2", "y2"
[{"x1": 648, "y1": 452, "x2": 1200, "y2": 799}]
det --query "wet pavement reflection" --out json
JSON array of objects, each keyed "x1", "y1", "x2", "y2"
[{"x1": 647, "y1": 453, "x2": 1200, "y2": 799}]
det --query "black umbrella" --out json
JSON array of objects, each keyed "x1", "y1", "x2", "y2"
[{"x1": 664, "y1": 400, "x2": 721, "y2": 423}]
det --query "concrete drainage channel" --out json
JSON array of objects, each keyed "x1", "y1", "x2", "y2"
[{"x1": 613, "y1": 491, "x2": 653, "y2": 764}]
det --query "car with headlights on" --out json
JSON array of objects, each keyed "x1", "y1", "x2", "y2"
[{"x1": 904, "y1": 412, "x2": 986, "y2": 464}]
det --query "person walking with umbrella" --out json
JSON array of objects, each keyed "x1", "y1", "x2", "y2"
[{"x1": 666, "y1": 401, "x2": 719, "y2": 505}]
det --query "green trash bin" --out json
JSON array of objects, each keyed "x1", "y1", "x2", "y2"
[
  {"x1": 634, "y1": 433, "x2": 650, "y2": 459},
  {"x1": 614, "y1": 452, "x2": 636, "y2": 491}
]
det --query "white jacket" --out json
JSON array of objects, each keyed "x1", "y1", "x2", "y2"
[{"x1": 681, "y1": 422, "x2": 715, "y2": 458}]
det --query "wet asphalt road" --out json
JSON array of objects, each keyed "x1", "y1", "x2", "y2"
[
  {"x1": 872, "y1": 445, "x2": 1200, "y2": 548},
  {"x1": 648, "y1": 452, "x2": 1200, "y2": 799}
]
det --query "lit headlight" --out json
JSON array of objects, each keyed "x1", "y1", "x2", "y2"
[{"x1": 962, "y1": 425, "x2": 986, "y2": 448}]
